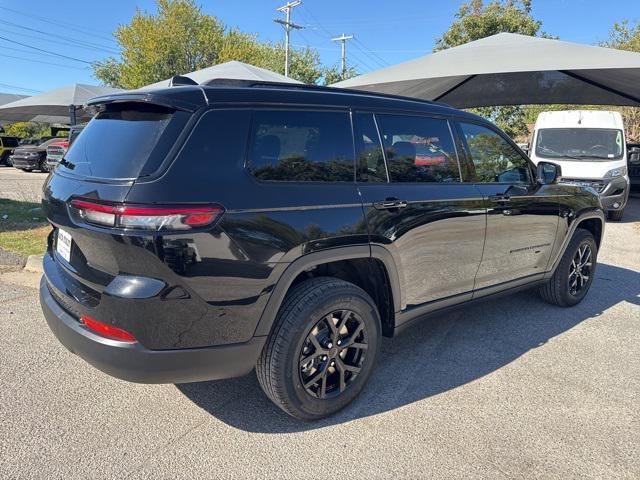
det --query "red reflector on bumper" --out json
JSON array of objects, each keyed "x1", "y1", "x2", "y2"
[{"x1": 81, "y1": 315, "x2": 137, "y2": 342}]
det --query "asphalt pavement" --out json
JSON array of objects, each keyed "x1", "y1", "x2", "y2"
[{"x1": 1, "y1": 185, "x2": 639, "y2": 479}]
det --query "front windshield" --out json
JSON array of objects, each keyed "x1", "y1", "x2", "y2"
[{"x1": 535, "y1": 128, "x2": 623, "y2": 161}]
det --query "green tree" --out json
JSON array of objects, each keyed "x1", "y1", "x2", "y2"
[
  {"x1": 602, "y1": 20, "x2": 640, "y2": 141},
  {"x1": 435, "y1": 0, "x2": 545, "y2": 138},
  {"x1": 322, "y1": 65, "x2": 358, "y2": 86},
  {"x1": 603, "y1": 20, "x2": 640, "y2": 52},
  {"x1": 1, "y1": 122, "x2": 49, "y2": 139},
  {"x1": 93, "y1": 0, "x2": 323, "y2": 88}
]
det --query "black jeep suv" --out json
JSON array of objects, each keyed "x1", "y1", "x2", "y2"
[{"x1": 40, "y1": 82, "x2": 604, "y2": 420}]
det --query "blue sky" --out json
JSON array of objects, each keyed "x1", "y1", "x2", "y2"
[{"x1": 0, "y1": 0, "x2": 638, "y2": 94}]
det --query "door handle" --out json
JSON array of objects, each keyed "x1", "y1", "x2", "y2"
[
  {"x1": 489, "y1": 194, "x2": 511, "y2": 203},
  {"x1": 373, "y1": 199, "x2": 408, "y2": 210}
]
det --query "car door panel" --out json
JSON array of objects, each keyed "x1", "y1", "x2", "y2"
[
  {"x1": 360, "y1": 184, "x2": 486, "y2": 309},
  {"x1": 354, "y1": 112, "x2": 486, "y2": 311},
  {"x1": 455, "y1": 120, "x2": 560, "y2": 291}
]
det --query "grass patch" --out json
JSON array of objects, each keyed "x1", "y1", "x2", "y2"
[{"x1": 0, "y1": 199, "x2": 50, "y2": 258}]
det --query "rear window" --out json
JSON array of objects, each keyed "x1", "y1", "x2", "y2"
[{"x1": 59, "y1": 103, "x2": 189, "y2": 180}]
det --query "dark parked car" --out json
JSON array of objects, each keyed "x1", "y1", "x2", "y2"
[
  {"x1": 40, "y1": 82, "x2": 605, "y2": 420},
  {"x1": 11, "y1": 137, "x2": 61, "y2": 172},
  {"x1": 628, "y1": 143, "x2": 640, "y2": 191},
  {"x1": 0, "y1": 135, "x2": 20, "y2": 165}
]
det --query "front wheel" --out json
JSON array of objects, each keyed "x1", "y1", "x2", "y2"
[
  {"x1": 539, "y1": 228, "x2": 597, "y2": 307},
  {"x1": 256, "y1": 277, "x2": 381, "y2": 420},
  {"x1": 607, "y1": 209, "x2": 624, "y2": 221},
  {"x1": 39, "y1": 159, "x2": 50, "y2": 173}
]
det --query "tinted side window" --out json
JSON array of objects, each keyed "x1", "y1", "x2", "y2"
[
  {"x1": 376, "y1": 114, "x2": 460, "y2": 183},
  {"x1": 248, "y1": 110, "x2": 354, "y2": 182},
  {"x1": 459, "y1": 122, "x2": 531, "y2": 184},
  {"x1": 3, "y1": 137, "x2": 19, "y2": 147},
  {"x1": 354, "y1": 113, "x2": 386, "y2": 182}
]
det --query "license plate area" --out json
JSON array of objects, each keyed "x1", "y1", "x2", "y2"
[{"x1": 56, "y1": 228, "x2": 73, "y2": 263}]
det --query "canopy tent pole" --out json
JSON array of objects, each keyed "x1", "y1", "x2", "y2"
[{"x1": 68, "y1": 105, "x2": 77, "y2": 126}]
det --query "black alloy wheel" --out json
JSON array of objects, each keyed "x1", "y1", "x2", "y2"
[
  {"x1": 568, "y1": 243, "x2": 593, "y2": 296},
  {"x1": 299, "y1": 309, "x2": 367, "y2": 399}
]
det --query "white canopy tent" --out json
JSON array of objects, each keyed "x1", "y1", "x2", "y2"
[
  {"x1": 142, "y1": 60, "x2": 302, "y2": 90},
  {"x1": 333, "y1": 33, "x2": 640, "y2": 108},
  {"x1": 0, "y1": 93, "x2": 28, "y2": 107},
  {"x1": 0, "y1": 84, "x2": 123, "y2": 124}
]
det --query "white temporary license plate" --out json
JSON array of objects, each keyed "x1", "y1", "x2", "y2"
[{"x1": 56, "y1": 228, "x2": 72, "y2": 263}]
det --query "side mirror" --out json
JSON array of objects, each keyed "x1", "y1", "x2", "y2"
[
  {"x1": 629, "y1": 147, "x2": 640, "y2": 164},
  {"x1": 537, "y1": 161, "x2": 561, "y2": 185}
]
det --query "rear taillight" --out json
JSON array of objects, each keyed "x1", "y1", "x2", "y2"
[
  {"x1": 81, "y1": 315, "x2": 136, "y2": 342},
  {"x1": 69, "y1": 199, "x2": 223, "y2": 231}
]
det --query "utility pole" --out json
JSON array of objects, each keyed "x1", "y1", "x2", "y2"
[
  {"x1": 274, "y1": 1, "x2": 303, "y2": 78},
  {"x1": 331, "y1": 34, "x2": 354, "y2": 78}
]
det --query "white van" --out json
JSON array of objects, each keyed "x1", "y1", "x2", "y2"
[{"x1": 529, "y1": 110, "x2": 630, "y2": 221}]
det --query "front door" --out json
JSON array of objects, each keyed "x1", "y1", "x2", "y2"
[
  {"x1": 456, "y1": 121, "x2": 560, "y2": 291},
  {"x1": 354, "y1": 112, "x2": 486, "y2": 311}
]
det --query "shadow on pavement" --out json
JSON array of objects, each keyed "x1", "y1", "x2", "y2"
[{"x1": 177, "y1": 262, "x2": 640, "y2": 432}]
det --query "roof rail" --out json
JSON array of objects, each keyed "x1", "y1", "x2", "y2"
[{"x1": 201, "y1": 78, "x2": 443, "y2": 106}]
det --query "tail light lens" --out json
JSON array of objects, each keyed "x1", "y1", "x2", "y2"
[
  {"x1": 81, "y1": 315, "x2": 136, "y2": 342},
  {"x1": 70, "y1": 199, "x2": 223, "y2": 231}
]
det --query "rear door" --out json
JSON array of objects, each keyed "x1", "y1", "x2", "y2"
[
  {"x1": 455, "y1": 120, "x2": 560, "y2": 291},
  {"x1": 355, "y1": 112, "x2": 486, "y2": 311}
]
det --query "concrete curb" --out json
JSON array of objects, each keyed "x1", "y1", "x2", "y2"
[{"x1": 24, "y1": 254, "x2": 44, "y2": 273}]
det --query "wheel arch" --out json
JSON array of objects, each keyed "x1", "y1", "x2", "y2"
[
  {"x1": 547, "y1": 209, "x2": 605, "y2": 277},
  {"x1": 253, "y1": 245, "x2": 401, "y2": 339}
]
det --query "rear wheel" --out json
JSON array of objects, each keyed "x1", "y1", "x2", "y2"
[
  {"x1": 607, "y1": 209, "x2": 624, "y2": 221},
  {"x1": 256, "y1": 277, "x2": 381, "y2": 420},
  {"x1": 539, "y1": 228, "x2": 597, "y2": 307},
  {"x1": 0, "y1": 152, "x2": 9, "y2": 166}
]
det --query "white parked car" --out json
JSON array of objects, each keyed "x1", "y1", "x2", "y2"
[{"x1": 529, "y1": 110, "x2": 630, "y2": 221}]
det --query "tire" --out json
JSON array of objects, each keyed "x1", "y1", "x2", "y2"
[
  {"x1": 539, "y1": 228, "x2": 597, "y2": 307},
  {"x1": 21, "y1": 168, "x2": 32, "y2": 172},
  {"x1": 39, "y1": 159, "x2": 50, "y2": 173},
  {"x1": 0, "y1": 152, "x2": 8, "y2": 166},
  {"x1": 607, "y1": 209, "x2": 624, "y2": 221},
  {"x1": 256, "y1": 276, "x2": 381, "y2": 420}
]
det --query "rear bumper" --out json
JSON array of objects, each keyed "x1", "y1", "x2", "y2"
[{"x1": 40, "y1": 276, "x2": 266, "y2": 384}]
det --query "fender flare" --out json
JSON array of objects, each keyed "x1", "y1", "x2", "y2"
[
  {"x1": 546, "y1": 208, "x2": 605, "y2": 278},
  {"x1": 253, "y1": 245, "x2": 401, "y2": 337}
]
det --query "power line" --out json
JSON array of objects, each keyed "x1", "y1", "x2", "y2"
[
  {"x1": 0, "y1": 82, "x2": 43, "y2": 94},
  {"x1": 0, "y1": 25, "x2": 118, "y2": 56},
  {"x1": 0, "y1": 6, "x2": 117, "y2": 42},
  {"x1": 275, "y1": 1, "x2": 304, "y2": 78},
  {"x1": 0, "y1": 19, "x2": 120, "y2": 54},
  {"x1": 352, "y1": 37, "x2": 388, "y2": 68},
  {"x1": 0, "y1": 35, "x2": 93, "y2": 64},
  {"x1": 0, "y1": 53, "x2": 91, "y2": 70}
]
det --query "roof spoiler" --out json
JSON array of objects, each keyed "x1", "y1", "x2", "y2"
[
  {"x1": 169, "y1": 75, "x2": 198, "y2": 87},
  {"x1": 85, "y1": 90, "x2": 206, "y2": 113}
]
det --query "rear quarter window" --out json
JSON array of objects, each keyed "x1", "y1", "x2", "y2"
[
  {"x1": 58, "y1": 103, "x2": 189, "y2": 180},
  {"x1": 247, "y1": 110, "x2": 355, "y2": 182}
]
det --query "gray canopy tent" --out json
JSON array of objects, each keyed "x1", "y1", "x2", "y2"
[
  {"x1": 0, "y1": 84, "x2": 123, "y2": 125},
  {"x1": 333, "y1": 33, "x2": 640, "y2": 108},
  {"x1": 142, "y1": 60, "x2": 302, "y2": 90}
]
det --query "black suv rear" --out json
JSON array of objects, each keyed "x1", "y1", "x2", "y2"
[{"x1": 40, "y1": 82, "x2": 604, "y2": 420}]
